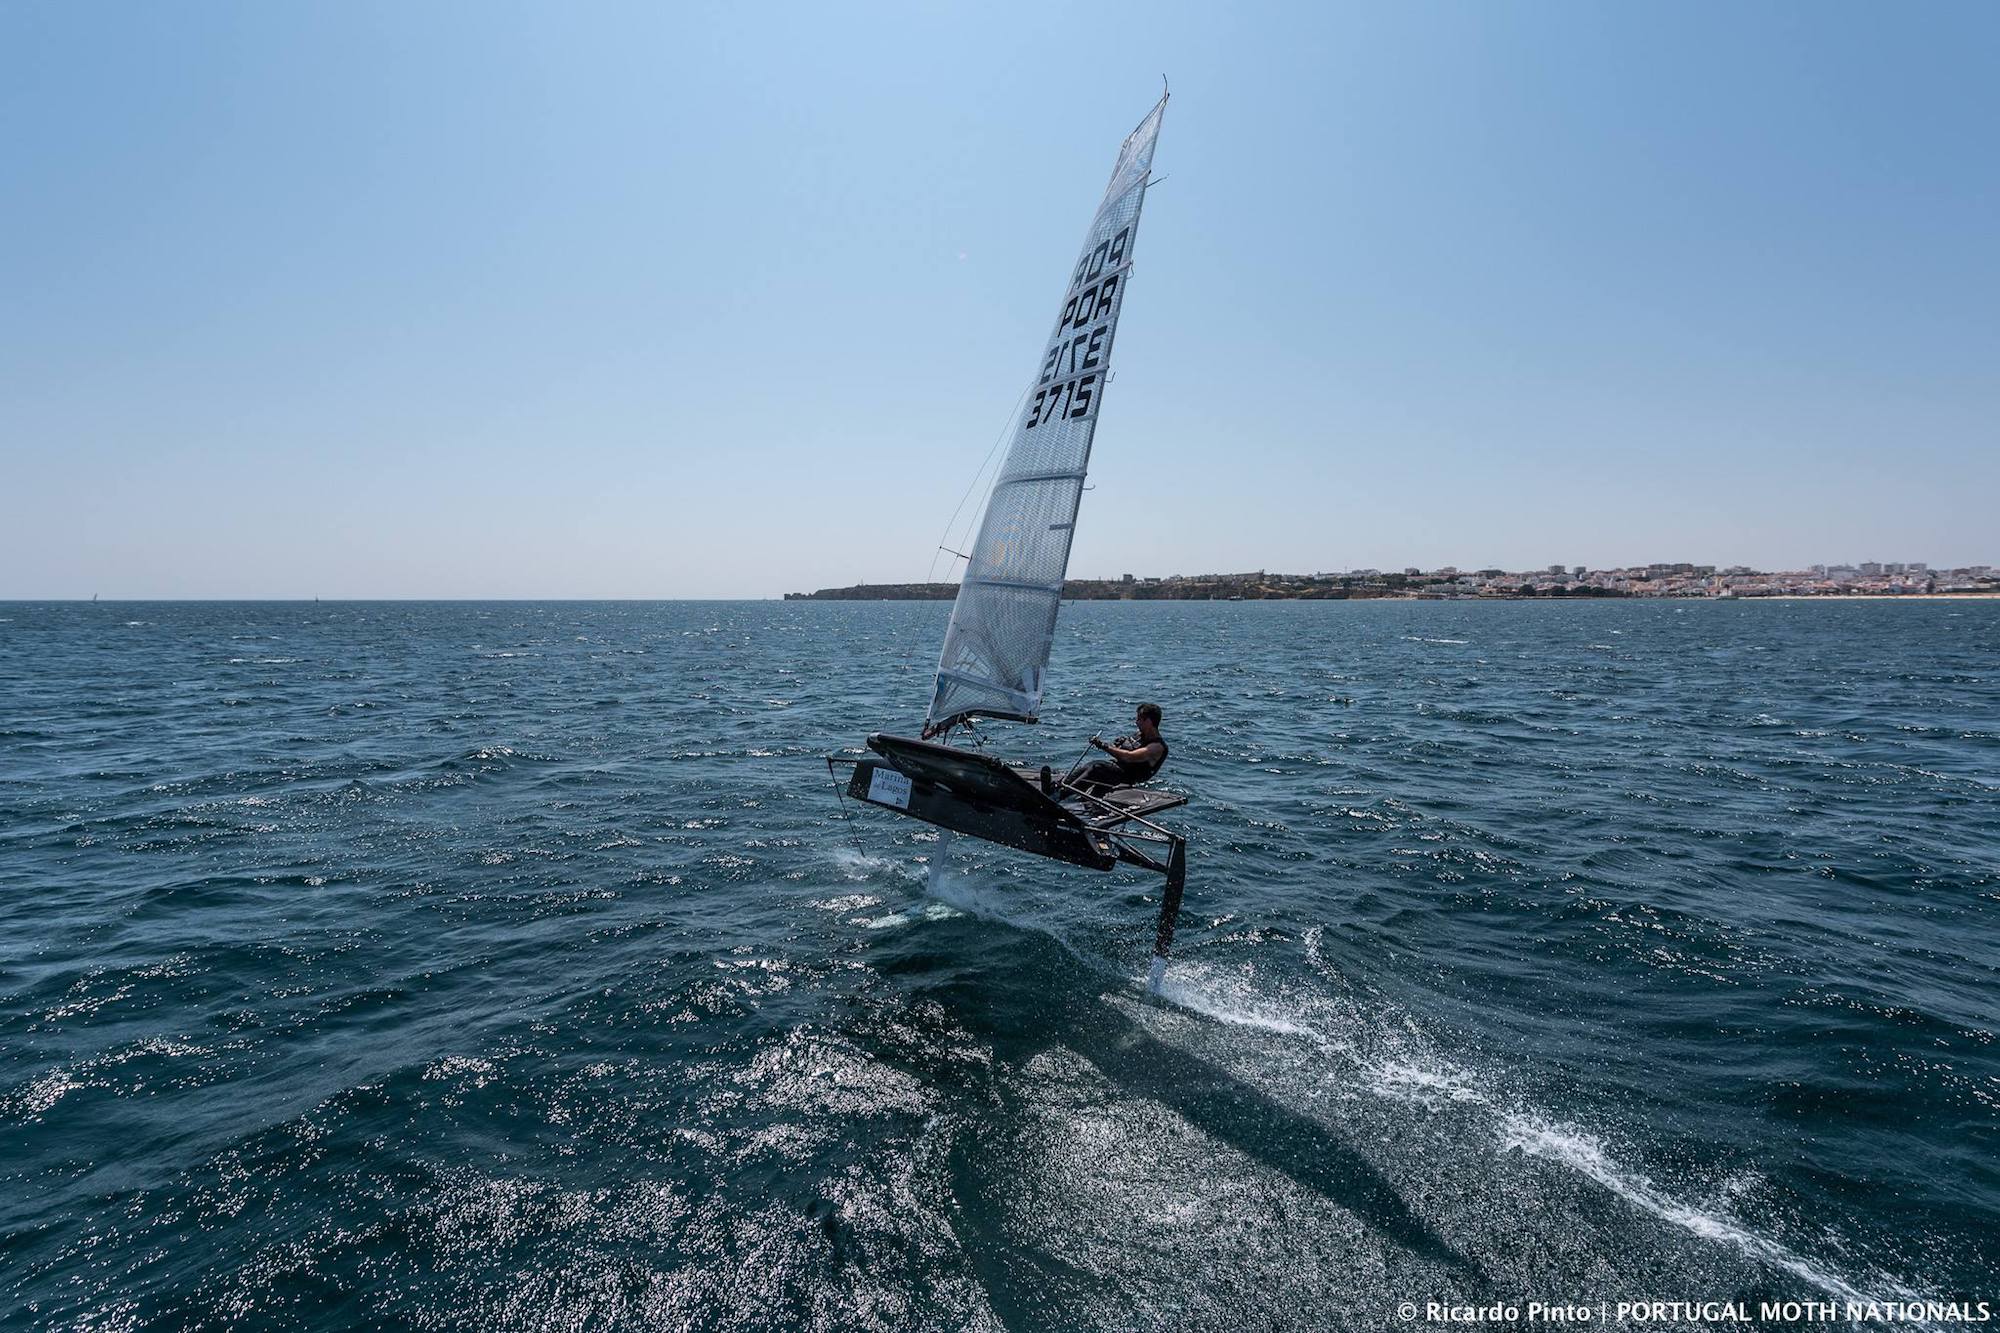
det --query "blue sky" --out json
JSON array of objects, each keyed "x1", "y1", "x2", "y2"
[{"x1": 4, "y1": 1, "x2": 1995, "y2": 597}]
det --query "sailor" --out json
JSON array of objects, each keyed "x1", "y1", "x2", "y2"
[{"x1": 1066, "y1": 702, "x2": 1169, "y2": 794}]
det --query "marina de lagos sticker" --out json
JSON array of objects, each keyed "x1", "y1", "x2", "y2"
[{"x1": 867, "y1": 766, "x2": 912, "y2": 809}]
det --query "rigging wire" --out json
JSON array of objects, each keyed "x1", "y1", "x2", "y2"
[
  {"x1": 825, "y1": 758, "x2": 873, "y2": 862},
  {"x1": 925, "y1": 382, "x2": 1030, "y2": 586},
  {"x1": 904, "y1": 383, "x2": 1032, "y2": 719}
]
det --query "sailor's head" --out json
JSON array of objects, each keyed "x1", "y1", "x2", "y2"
[{"x1": 1136, "y1": 701, "x2": 1162, "y2": 735}]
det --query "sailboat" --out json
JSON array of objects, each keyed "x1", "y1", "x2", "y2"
[{"x1": 830, "y1": 89, "x2": 1190, "y2": 989}]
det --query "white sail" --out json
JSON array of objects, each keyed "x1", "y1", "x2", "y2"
[{"x1": 925, "y1": 94, "x2": 1166, "y2": 735}]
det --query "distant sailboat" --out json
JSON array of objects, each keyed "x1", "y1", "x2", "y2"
[{"x1": 830, "y1": 88, "x2": 1190, "y2": 990}]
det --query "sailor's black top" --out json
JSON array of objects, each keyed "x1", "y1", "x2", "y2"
[{"x1": 1112, "y1": 733, "x2": 1168, "y2": 784}]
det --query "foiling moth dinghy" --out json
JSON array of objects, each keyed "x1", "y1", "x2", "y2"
[
  {"x1": 835, "y1": 734, "x2": 1190, "y2": 985},
  {"x1": 827, "y1": 89, "x2": 1191, "y2": 991}
]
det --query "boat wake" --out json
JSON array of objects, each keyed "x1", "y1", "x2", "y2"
[
  {"x1": 831, "y1": 845, "x2": 1925, "y2": 1308},
  {"x1": 828, "y1": 846, "x2": 923, "y2": 885},
  {"x1": 860, "y1": 901, "x2": 964, "y2": 931},
  {"x1": 1492, "y1": 1114, "x2": 1901, "y2": 1307},
  {"x1": 1137, "y1": 948, "x2": 1925, "y2": 1313}
]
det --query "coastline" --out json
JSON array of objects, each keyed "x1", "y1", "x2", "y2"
[
  {"x1": 1747, "y1": 592, "x2": 2000, "y2": 601},
  {"x1": 787, "y1": 571, "x2": 1998, "y2": 602},
  {"x1": 786, "y1": 587, "x2": 2000, "y2": 603}
]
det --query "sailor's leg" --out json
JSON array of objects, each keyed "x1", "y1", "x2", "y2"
[
  {"x1": 1147, "y1": 837, "x2": 1187, "y2": 994},
  {"x1": 1064, "y1": 759, "x2": 1123, "y2": 794},
  {"x1": 927, "y1": 830, "x2": 954, "y2": 893}
]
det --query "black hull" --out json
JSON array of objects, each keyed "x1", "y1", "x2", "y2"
[{"x1": 836, "y1": 733, "x2": 1188, "y2": 963}]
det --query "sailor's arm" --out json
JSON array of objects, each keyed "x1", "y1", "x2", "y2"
[{"x1": 1092, "y1": 736, "x2": 1161, "y2": 765}]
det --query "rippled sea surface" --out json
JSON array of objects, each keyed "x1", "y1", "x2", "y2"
[{"x1": 2, "y1": 599, "x2": 1996, "y2": 1329}]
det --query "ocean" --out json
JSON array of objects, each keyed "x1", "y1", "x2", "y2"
[{"x1": 2, "y1": 599, "x2": 1995, "y2": 1329}]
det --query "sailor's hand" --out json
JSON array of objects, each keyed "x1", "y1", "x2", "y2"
[{"x1": 1090, "y1": 735, "x2": 1107, "y2": 751}]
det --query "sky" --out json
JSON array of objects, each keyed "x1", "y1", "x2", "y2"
[{"x1": 3, "y1": 1, "x2": 1996, "y2": 598}]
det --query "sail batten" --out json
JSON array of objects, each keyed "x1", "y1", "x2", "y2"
[
  {"x1": 964, "y1": 576, "x2": 1065, "y2": 594},
  {"x1": 925, "y1": 94, "x2": 1166, "y2": 737},
  {"x1": 992, "y1": 470, "x2": 1089, "y2": 489}
]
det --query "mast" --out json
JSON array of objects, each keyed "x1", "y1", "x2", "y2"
[{"x1": 924, "y1": 92, "x2": 1168, "y2": 739}]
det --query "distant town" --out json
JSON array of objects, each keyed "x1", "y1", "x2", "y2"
[{"x1": 787, "y1": 561, "x2": 1999, "y2": 601}]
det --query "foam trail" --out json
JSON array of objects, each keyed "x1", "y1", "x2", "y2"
[
  {"x1": 1146, "y1": 959, "x2": 1919, "y2": 1311},
  {"x1": 1498, "y1": 1115, "x2": 1922, "y2": 1310},
  {"x1": 862, "y1": 902, "x2": 965, "y2": 930},
  {"x1": 1143, "y1": 962, "x2": 1334, "y2": 1042},
  {"x1": 830, "y1": 846, "x2": 917, "y2": 883}
]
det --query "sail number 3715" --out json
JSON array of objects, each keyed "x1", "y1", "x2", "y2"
[{"x1": 1025, "y1": 373, "x2": 1097, "y2": 429}]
